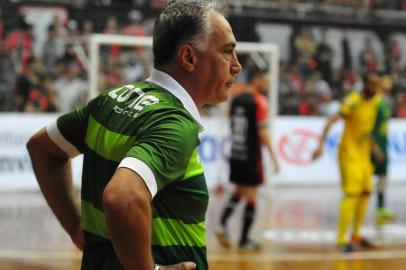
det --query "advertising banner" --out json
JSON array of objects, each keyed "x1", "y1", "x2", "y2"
[
  {"x1": 199, "y1": 116, "x2": 406, "y2": 187},
  {"x1": 0, "y1": 114, "x2": 405, "y2": 191},
  {"x1": 0, "y1": 114, "x2": 82, "y2": 191}
]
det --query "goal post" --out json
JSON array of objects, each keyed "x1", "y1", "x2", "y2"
[{"x1": 88, "y1": 34, "x2": 280, "y2": 131}]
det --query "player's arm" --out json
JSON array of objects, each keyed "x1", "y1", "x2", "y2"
[
  {"x1": 103, "y1": 169, "x2": 197, "y2": 270},
  {"x1": 312, "y1": 112, "x2": 342, "y2": 160},
  {"x1": 103, "y1": 168, "x2": 154, "y2": 270},
  {"x1": 26, "y1": 128, "x2": 83, "y2": 250},
  {"x1": 259, "y1": 127, "x2": 280, "y2": 174},
  {"x1": 255, "y1": 95, "x2": 279, "y2": 173}
]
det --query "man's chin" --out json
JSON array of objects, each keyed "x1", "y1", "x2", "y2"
[
  {"x1": 220, "y1": 92, "x2": 230, "y2": 103},
  {"x1": 208, "y1": 95, "x2": 228, "y2": 106}
]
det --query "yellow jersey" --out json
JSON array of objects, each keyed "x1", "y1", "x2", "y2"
[{"x1": 339, "y1": 91, "x2": 381, "y2": 162}]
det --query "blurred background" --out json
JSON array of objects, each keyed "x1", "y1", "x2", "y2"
[
  {"x1": 1, "y1": 0, "x2": 406, "y2": 116},
  {"x1": 1, "y1": 0, "x2": 406, "y2": 269}
]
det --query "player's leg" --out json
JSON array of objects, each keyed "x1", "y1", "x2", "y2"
[
  {"x1": 351, "y1": 192, "x2": 375, "y2": 249},
  {"x1": 376, "y1": 175, "x2": 395, "y2": 219},
  {"x1": 373, "y1": 153, "x2": 395, "y2": 221},
  {"x1": 377, "y1": 174, "x2": 385, "y2": 210},
  {"x1": 216, "y1": 162, "x2": 244, "y2": 247},
  {"x1": 375, "y1": 157, "x2": 395, "y2": 221},
  {"x1": 352, "y1": 191, "x2": 370, "y2": 238},
  {"x1": 216, "y1": 187, "x2": 241, "y2": 247},
  {"x1": 337, "y1": 159, "x2": 362, "y2": 252},
  {"x1": 220, "y1": 190, "x2": 241, "y2": 226},
  {"x1": 351, "y1": 163, "x2": 375, "y2": 249},
  {"x1": 337, "y1": 193, "x2": 358, "y2": 251},
  {"x1": 238, "y1": 185, "x2": 260, "y2": 250}
]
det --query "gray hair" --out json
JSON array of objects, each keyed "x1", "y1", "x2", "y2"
[{"x1": 153, "y1": 0, "x2": 229, "y2": 67}]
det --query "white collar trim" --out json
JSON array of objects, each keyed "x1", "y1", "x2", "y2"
[{"x1": 146, "y1": 68, "x2": 204, "y2": 131}]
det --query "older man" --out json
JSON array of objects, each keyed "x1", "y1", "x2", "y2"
[{"x1": 26, "y1": 1, "x2": 241, "y2": 269}]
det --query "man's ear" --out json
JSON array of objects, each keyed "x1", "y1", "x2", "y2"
[{"x1": 177, "y1": 44, "x2": 197, "y2": 72}]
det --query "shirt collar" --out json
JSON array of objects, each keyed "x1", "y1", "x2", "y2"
[{"x1": 146, "y1": 68, "x2": 204, "y2": 132}]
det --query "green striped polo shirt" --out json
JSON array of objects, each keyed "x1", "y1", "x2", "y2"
[{"x1": 47, "y1": 69, "x2": 208, "y2": 270}]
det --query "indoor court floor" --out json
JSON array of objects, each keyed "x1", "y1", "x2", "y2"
[{"x1": 1, "y1": 185, "x2": 406, "y2": 270}]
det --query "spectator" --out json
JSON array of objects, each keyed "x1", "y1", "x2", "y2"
[
  {"x1": 395, "y1": 93, "x2": 406, "y2": 118},
  {"x1": 67, "y1": 20, "x2": 80, "y2": 37},
  {"x1": 52, "y1": 60, "x2": 87, "y2": 113},
  {"x1": 384, "y1": 37, "x2": 401, "y2": 74},
  {"x1": 294, "y1": 27, "x2": 317, "y2": 75},
  {"x1": 0, "y1": 19, "x2": 4, "y2": 41},
  {"x1": 13, "y1": 57, "x2": 43, "y2": 111},
  {"x1": 79, "y1": 19, "x2": 94, "y2": 44},
  {"x1": 359, "y1": 35, "x2": 379, "y2": 75},
  {"x1": 0, "y1": 19, "x2": 15, "y2": 110},
  {"x1": 24, "y1": 76, "x2": 57, "y2": 112},
  {"x1": 43, "y1": 25, "x2": 65, "y2": 78},
  {"x1": 50, "y1": 15, "x2": 68, "y2": 40},
  {"x1": 341, "y1": 31, "x2": 352, "y2": 71},
  {"x1": 298, "y1": 92, "x2": 319, "y2": 116},
  {"x1": 123, "y1": 10, "x2": 147, "y2": 59},
  {"x1": 312, "y1": 71, "x2": 332, "y2": 98},
  {"x1": 123, "y1": 10, "x2": 146, "y2": 36},
  {"x1": 316, "y1": 29, "x2": 333, "y2": 84},
  {"x1": 280, "y1": 92, "x2": 299, "y2": 115},
  {"x1": 4, "y1": 17, "x2": 33, "y2": 73},
  {"x1": 103, "y1": 16, "x2": 121, "y2": 56}
]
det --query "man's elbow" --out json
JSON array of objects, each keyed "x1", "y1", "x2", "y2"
[
  {"x1": 26, "y1": 134, "x2": 39, "y2": 156},
  {"x1": 103, "y1": 185, "x2": 147, "y2": 218}
]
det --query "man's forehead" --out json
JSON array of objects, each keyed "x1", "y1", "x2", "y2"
[{"x1": 211, "y1": 15, "x2": 235, "y2": 40}]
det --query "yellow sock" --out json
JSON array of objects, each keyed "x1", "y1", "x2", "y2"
[
  {"x1": 337, "y1": 195, "x2": 357, "y2": 245},
  {"x1": 353, "y1": 193, "x2": 369, "y2": 238}
]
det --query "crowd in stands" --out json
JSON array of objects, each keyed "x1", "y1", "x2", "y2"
[
  {"x1": 268, "y1": 0, "x2": 406, "y2": 10},
  {"x1": 1, "y1": 6, "x2": 406, "y2": 118},
  {"x1": 0, "y1": 11, "x2": 149, "y2": 113},
  {"x1": 278, "y1": 27, "x2": 406, "y2": 117}
]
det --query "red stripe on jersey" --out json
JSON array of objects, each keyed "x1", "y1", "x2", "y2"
[{"x1": 254, "y1": 92, "x2": 268, "y2": 126}]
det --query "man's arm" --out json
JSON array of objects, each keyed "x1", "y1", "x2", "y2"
[
  {"x1": 103, "y1": 168, "x2": 197, "y2": 270},
  {"x1": 103, "y1": 168, "x2": 154, "y2": 270},
  {"x1": 26, "y1": 127, "x2": 83, "y2": 250},
  {"x1": 258, "y1": 127, "x2": 280, "y2": 174},
  {"x1": 312, "y1": 112, "x2": 342, "y2": 160}
]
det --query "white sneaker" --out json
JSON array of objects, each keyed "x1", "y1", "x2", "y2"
[
  {"x1": 215, "y1": 225, "x2": 231, "y2": 248},
  {"x1": 239, "y1": 239, "x2": 261, "y2": 251}
]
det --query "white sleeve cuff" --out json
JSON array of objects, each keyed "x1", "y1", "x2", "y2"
[
  {"x1": 118, "y1": 157, "x2": 158, "y2": 198},
  {"x1": 46, "y1": 121, "x2": 81, "y2": 158}
]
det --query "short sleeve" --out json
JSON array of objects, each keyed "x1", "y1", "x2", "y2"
[
  {"x1": 340, "y1": 92, "x2": 359, "y2": 117},
  {"x1": 119, "y1": 110, "x2": 199, "y2": 197},
  {"x1": 47, "y1": 99, "x2": 94, "y2": 157}
]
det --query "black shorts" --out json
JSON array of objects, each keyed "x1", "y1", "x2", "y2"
[{"x1": 229, "y1": 159, "x2": 263, "y2": 186}]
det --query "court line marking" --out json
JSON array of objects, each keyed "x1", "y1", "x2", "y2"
[
  {"x1": 0, "y1": 250, "x2": 81, "y2": 261},
  {"x1": 208, "y1": 249, "x2": 406, "y2": 262},
  {"x1": 2, "y1": 249, "x2": 406, "y2": 262}
]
